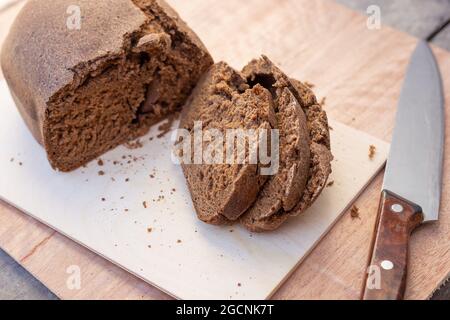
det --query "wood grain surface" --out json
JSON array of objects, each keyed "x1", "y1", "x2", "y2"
[
  {"x1": 0, "y1": 0, "x2": 449, "y2": 300},
  {"x1": 362, "y1": 191, "x2": 424, "y2": 300}
]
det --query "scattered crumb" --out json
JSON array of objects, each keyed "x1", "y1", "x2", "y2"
[
  {"x1": 149, "y1": 137, "x2": 154, "y2": 141},
  {"x1": 101, "y1": 198, "x2": 106, "y2": 202},
  {"x1": 304, "y1": 81, "x2": 315, "y2": 89},
  {"x1": 148, "y1": 245, "x2": 152, "y2": 248},
  {"x1": 97, "y1": 159, "x2": 104, "y2": 166},
  {"x1": 329, "y1": 126, "x2": 334, "y2": 131},
  {"x1": 352, "y1": 117, "x2": 356, "y2": 122},
  {"x1": 369, "y1": 145, "x2": 376, "y2": 160},
  {"x1": 350, "y1": 205, "x2": 360, "y2": 219},
  {"x1": 177, "y1": 239, "x2": 182, "y2": 244},
  {"x1": 124, "y1": 139, "x2": 143, "y2": 150},
  {"x1": 326, "y1": 180, "x2": 334, "y2": 188},
  {"x1": 19, "y1": 162, "x2": 23, "y2": 166},
  {"x1": 125, "y1": 178, "x2": 130, "y2": 182},
  {"x1": 229, "y1": 229, "x2": 234, "y2": 233},
  {"x1": 98, "y1": 170, "x2": 105, "y2": 176},
  {"x1": 320, "y1": 97, "x2": 327, "y2": 106},
  {"x1": 147, "y1": 228, "x2": 153, "y2": 233},
  {"x1": 10, "y1": 158, "x2": 14, "y2": 162},
  {"x1": 124, "y1": 209, "x2": 129, "y2": 212},
  {"x1": 143, "y1": 201, "x2": 148, "y2": 209},
  {"x1": 172, "y1": 188, "x2": 176, "y2": 192},
  {"x1": 150, "y1": 174, "x2": 155, "y2": 179},
  {"x1": 237, "y1": 283, "x2": 242, "y2": 287}
]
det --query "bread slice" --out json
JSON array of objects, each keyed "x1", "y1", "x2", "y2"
[
  {"x1": 238, "y1": 87, "x2": 311, "y2": 229},
  {"x1": 179, "y1": 62, "x2": 276, "y2": 224},
  {"x1": 1, "y1": 0, "x2": 213, "y2": 171},
  {"x1": 240, "y1": 57, "x2": 333, "y2": 232}
]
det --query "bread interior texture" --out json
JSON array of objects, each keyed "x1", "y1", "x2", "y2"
[{"x1": 44, "y1": 0, "x2": 211, "y2": 171}]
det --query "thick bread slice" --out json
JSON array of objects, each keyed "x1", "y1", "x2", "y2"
[
  {"x1": 239, "y1": 87, "x2": 311, "y2": 225},
  {"x1": 240, "y1": 57, "x2": 332, "y2": 232},
  {"x1": 179, "y1": 62, "x2": 276, "y2": 224}
]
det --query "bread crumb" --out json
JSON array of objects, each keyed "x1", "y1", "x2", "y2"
[
  {"x1": 125, "y1": 178, "x2": 130, "y2": 182},
  {"x1": 143, "y1": 201, "x2": 148, "y2": 209},
  {"x1": 237, "y1": 283, "x2": 242, "y2": 287},
  {"x1": 177, "y1": 239, "x2": 182, "y2": 244},
  {"x1": 369, "y1": 145, "x2": 376, "y2": 160},
  {"x1": 98, "y1": 170, "x2": 105, "y2": 176},
  {"x1": 97, "y1": 159, "x2": 104, "y2": 166},
  {"x1": 10, "y1": 158, "x2": 14, "y2": 162},
  {"x1": 320, "y1": 97, "x2": 327, "y2": 106},
  {"x1": 147, "y1": 228, "x2": 152, "y2": 233},
  {"x1": 124, "y1": 139, "x2": 143, "y2": 150},
  {"x1": 101, "y1": 198, "x2": 106, "y2": 202},
  {"x1": 350, "y1": 205, "x2": 360, "y2": 219},
  {"x1": 19, "y1": 162, "x2": 23, "y2": 166},
  {"x1": 326, "y1": 180, "x2": 334, "y2": 187},
  {"x1": 150, "y1": 174, "x2": 155, "y2": 179}
]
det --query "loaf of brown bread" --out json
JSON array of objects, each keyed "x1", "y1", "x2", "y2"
[
  {"x1": 1, "y1": 0, "x2": 213, "y2": 171},
  {"x1": 180, "y1": 57, "x2": 332, "y2": 232}
]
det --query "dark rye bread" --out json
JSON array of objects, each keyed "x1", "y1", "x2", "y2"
[
  {"x1": 179, "y1": 62, "x2": 275, "y2": 224},
  {"x1": 1, "y1": 0, "x2": 213, "y2": 171},
  {"x1": 181, "y1": 57, "x2": 332, "y2": 232},
  {"x1": 240, "y1": 57, "x2": 333, "y2": 232}
]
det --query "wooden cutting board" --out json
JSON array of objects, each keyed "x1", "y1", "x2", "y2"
[{"x1": 0, "y1": 0, "x2": 449, "y2": 300}]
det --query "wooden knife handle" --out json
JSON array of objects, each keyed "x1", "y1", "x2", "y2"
[{"x1": 361, "y1": 190, "x2": 423, "y2": 300}]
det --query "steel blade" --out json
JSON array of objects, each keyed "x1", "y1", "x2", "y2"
[{"x1": 383, "y1": 41, "x2": 445, "y2": 222}]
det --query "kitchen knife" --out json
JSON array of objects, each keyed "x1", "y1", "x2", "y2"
[{"x1": 362, "y1": 41, "x2": 445, "y2": 300}]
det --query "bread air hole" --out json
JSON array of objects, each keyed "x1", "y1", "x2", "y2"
[{"x1": 247, "y1": 74, "x2": 277, "y2": 97}]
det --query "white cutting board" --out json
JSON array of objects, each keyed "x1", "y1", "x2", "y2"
[{"x1": 0, "y1": 80, "x2": 389, "y2": 299}]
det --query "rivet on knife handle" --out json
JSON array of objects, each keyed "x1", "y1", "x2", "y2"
[{"x1": 361, "y1": 190, "x2": 423, "y2": 300}]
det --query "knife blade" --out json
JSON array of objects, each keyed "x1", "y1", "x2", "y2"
[{"x1": 362, "y1": 40, "x2": 445, "y2": 300}]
